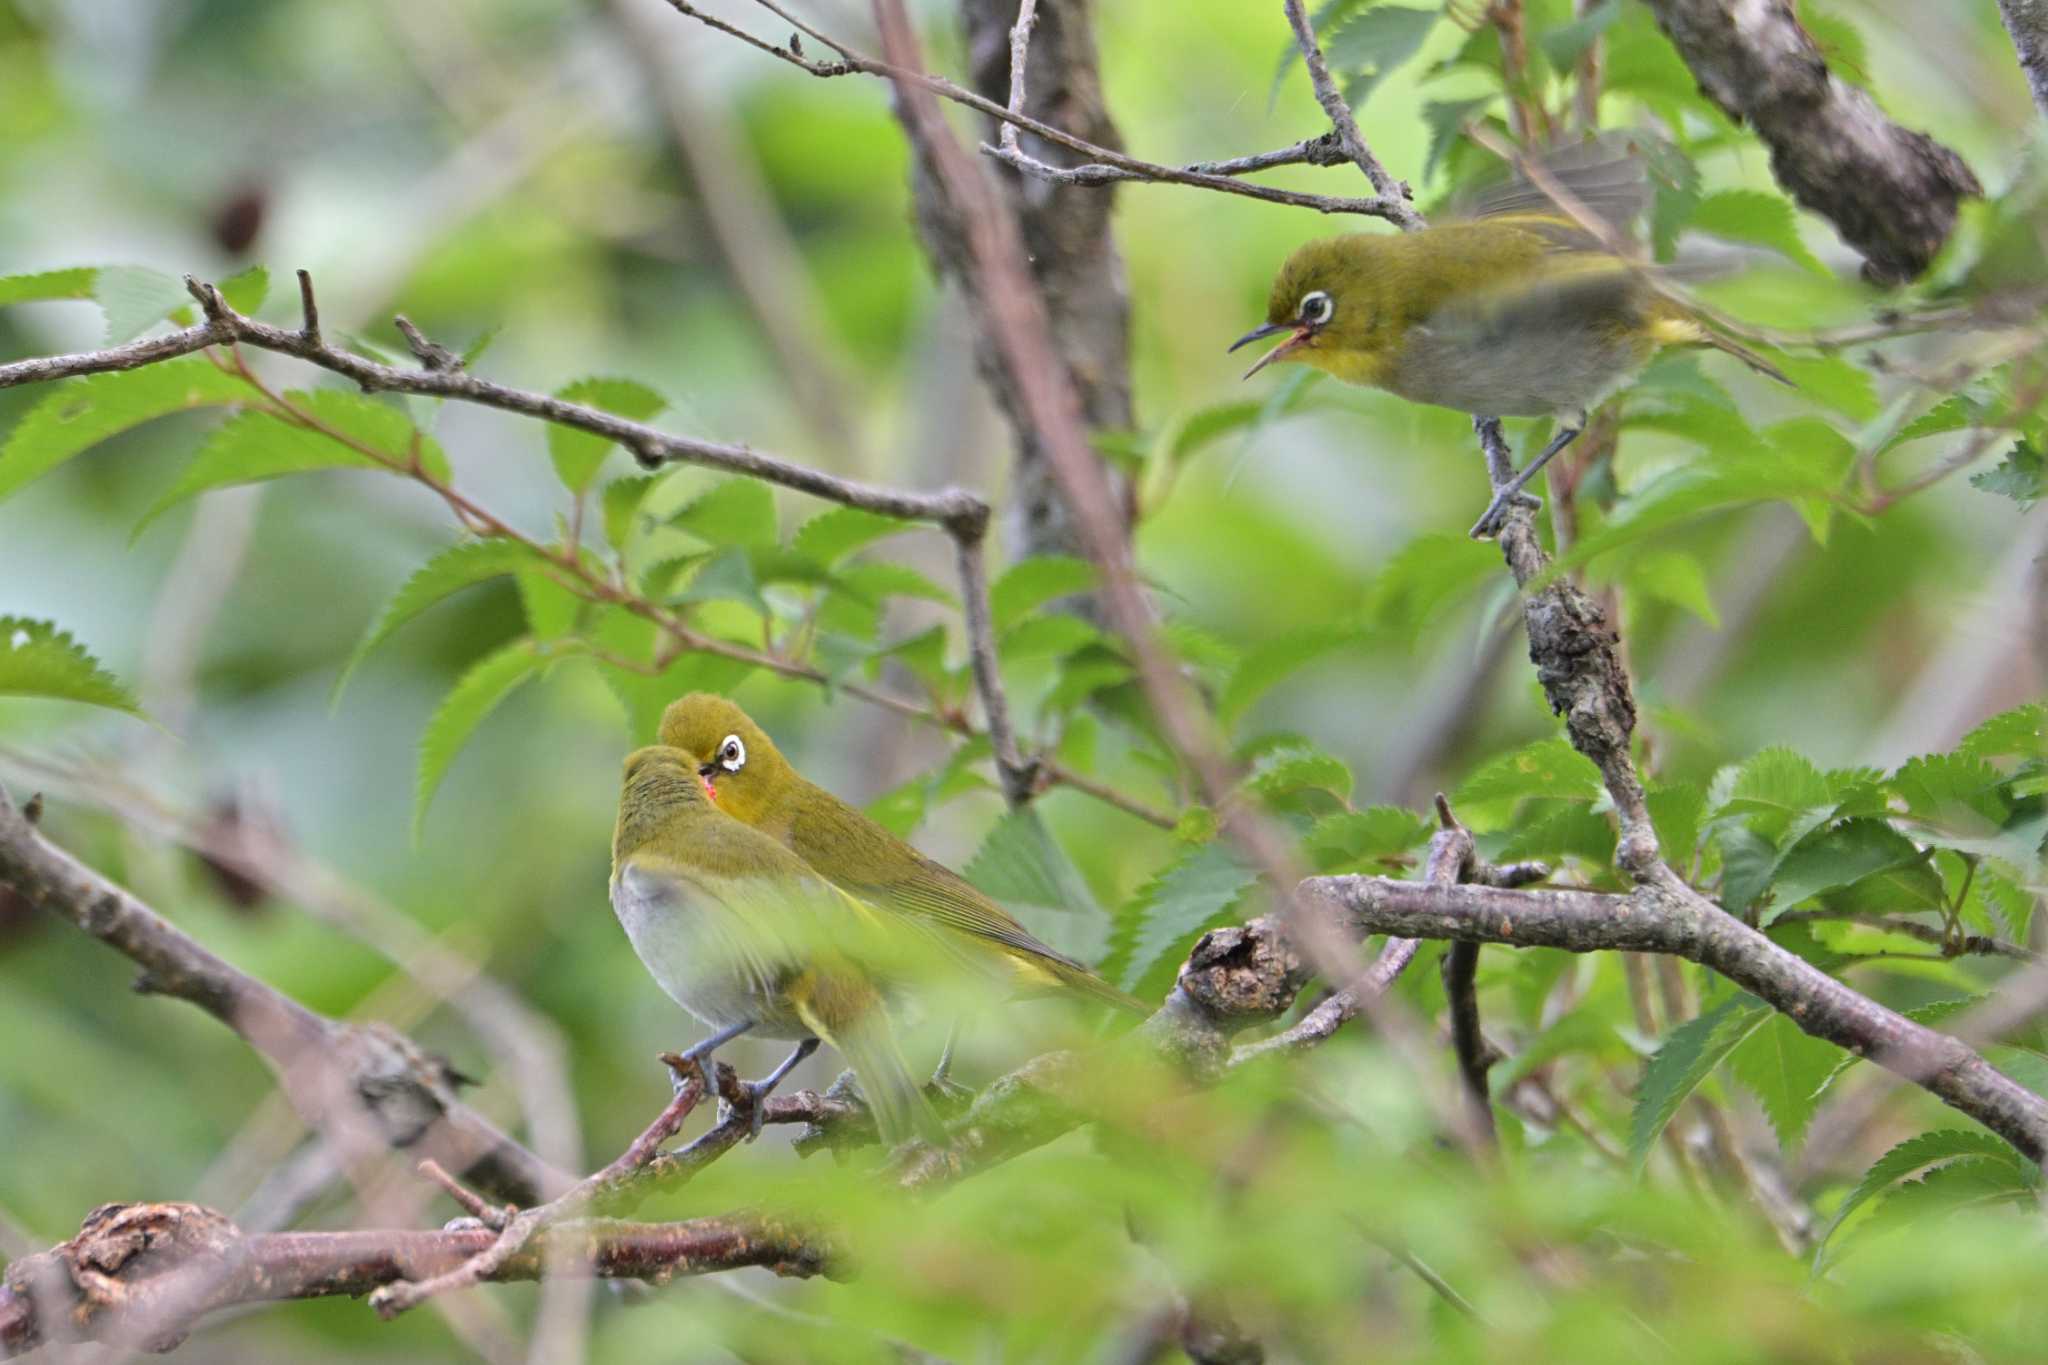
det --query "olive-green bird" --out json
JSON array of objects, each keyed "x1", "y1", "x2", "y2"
[
  {"x1": 1231, "y1": 144, "x2": 1790, "y2": 538},
  {"x1": 610, "y1": 744, "x2": 939, "y2": 1143},
  {"x1": 658, "y1": 693, "x2": 1146, "y2": 1017}
]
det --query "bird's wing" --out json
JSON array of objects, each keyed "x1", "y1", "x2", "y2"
[{"x1": 1453, "y1": 136, "x2": 1651, "y2": 245}]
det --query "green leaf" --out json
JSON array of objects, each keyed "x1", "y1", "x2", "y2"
[
  {"x1": 137, "y1": 391, "x2": 441, "y2": 533},
  {"x1": 516, "y1": 566, "x2": 584, "y2": 640},
  {"x1": 218, "y1": 266, "x2": 269, "y2": 316},
  {"x1": 1499, "y1": 804, "x2": 1615, "y2": 866},
  {"x1": 1369, "y1": 532, "x2": 1498, "y2": 641},
  {"x1": 1647, "y1": 784, "x2": 1706, "y2": 866},
  {"x1": 1244, "y1": 749, "x2": 1354, "y2": 805},
  {"x1": 790, "y1": 506, "x2": 906, "y2": 566},
  {"x1": 1890, "y1": 753, "x2": 2010, "y2": 830},
  {"x1": 415, "y1": 639, "x2": 556, "y2": 837},
  {"x1": 1456, "y1": 738, "x2": 1604, "y2": 807},
  {"x1": 1307, "y1": 806, "x2": 1434, "y2": 870},
  {"x1": 602, "y1": 474, "x2": 660, "y2": 550},
  {"x1": 1687, "y1": 190, "x2": 1827, "y2": 276},
  {"x1": 0, "y1": 267, "x2": 97, "y2": 307},
  {"x1": 1421, "y1": 97, "x2": 1493, "y2": 179},
  {"x1": 675, "y1": 546, "x2": 767, "y2": 614},
  {"x1": 1772, "y1": 353, "x2": 1878, "y2": 422},
  {"x1": 1105, "y1": 842, "x2": 1259, "y2": 993},
  {"x1": 962, "y1": 807, "x2": 1100, "y2": 914},
  {"x1": 1960, "y1": 702, "x2": 2045, "y2": 762},
  {"x1": 1969, "y1": 438, "x2": 2045, "y2": 509},
  {"x1": 94, "y1": 266, "x2": 192, "y2": 343},
  {"x1": 1629, "y1": 993, "x2": 1772, "y2": 1172},
  {"x1": 0, "y1": 617, "x2": 141, "y2": 715},
  {"x1": 1557, "y1": 438, "x2": 1848, "y2": 570},
  {"x1": 546, "y1": 377, "x2": 665, "y2": 496},
  {"x1": 1816, "y1": 1130, "x2": 2027, "y2": 1257},
  {"x1": 1000, "y1": 614, "x2": 1103, "y2": 661},
  {"x1": 0, "y1": 358, "x2": 251, "y2": 504},
  {"x1": 1768, "y1": 819, "x2": 1927, "y2": 912},
  {"x1": 990, "y1": 556, "x2": 1096, "y2": 631},
  {"x1": 1268, "y1": 0, "x2": 1379, "y2": 102},
  {"x1": 335, "y1": 540, "x2": 537, "y2": 702},
  {"x1": 1797, "y1": 2, "x2": 1867, "y2": 74},
  {"x1": 1718, "y1": 747, "x2": 1831, "y2": 830},
  {"x1": 673, "y1": 478, "x2": 777, "y2": 548},
  {"x1": 1324, "y1": 5, "x2": 1440, "y2": 106},
  {"x1": 1044, "y1": 657, "x2": 1136, "y2": 712},
  {"x1": 1539, "y1": 0, "x2": 1621, "y2": 70},
  {"x1": 1727, "y1": 1012, "x2": 1842, "y2": 1149},
  {"x1": 1220, "y1": 622, "x2": 1362, "y2": 724},
  {"x1": 1630, "y1": 550, "x2": 1718, "y2": 626}
]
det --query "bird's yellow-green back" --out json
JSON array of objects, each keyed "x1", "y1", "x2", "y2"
[{"x1": 658, "y1": 693, "x2": 1147, "y2": 1014}]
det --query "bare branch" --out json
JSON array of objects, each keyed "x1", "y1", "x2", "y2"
[
  {"x1": 1300, "y1": 871, "x2": 2048, "y2": 1161},
  {"x1": 0, "y1": 1201, "x2": 824, "y2": 1357},
  {"x1": 0, "y1": 783, "x2": 571, "y2": 1207},
  {"x1": 1279, "y1": 0, "x2": 1424, "y2": 226},
  {"x1": 954, "y1": 532, "x2": 1040, "y2": 805},
  {"x1": 2001, "y1": 0, "x2": 2048, "y2": 118}
]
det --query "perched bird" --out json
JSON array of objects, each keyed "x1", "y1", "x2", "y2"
[
  {"x1": 610, "y1": 744, "x2": 938, "y2": 1143},
  {"x1": 1231, "y1": 144, "x2": 1790, "y2": 537},
  {"x1": 658, "y1": 693, "x2": 1146, "y2": 1019}
]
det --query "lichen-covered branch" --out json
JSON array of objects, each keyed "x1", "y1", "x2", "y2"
[
  {"x1": 0, "y1": 1202, "x2": 823, "y2": 1358},
  {"x1": 1644, "y1": 0, "x2": 1980, "y2": 283},
  {"x1": 2001, "y1": 0, "x2": 2048, "y2": 118}
]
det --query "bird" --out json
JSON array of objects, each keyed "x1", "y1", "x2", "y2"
[
  {"x1": 1230, "y1": 142, "x2": 1791, "y2": 538},
  {"x1": 609, "y1": 743, "x2": 939, "y2": 1144},
  {"x1": 657, "y1": 693, "x2": 1148, "y2": 1028}
]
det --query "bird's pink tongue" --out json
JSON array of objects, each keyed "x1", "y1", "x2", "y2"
[{"x1": 702, "y1": 774, "x2": 718, "y2": 801}]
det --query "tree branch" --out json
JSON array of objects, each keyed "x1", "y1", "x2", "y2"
[
  {"x1": 1300, "y1": 872, "x2": 2048, "y2": 1161},
  {"x1": 0, "y1": 783, "x2": 572, "y2": 1208},
  {"x1": 2000, "y1": 0, "x2": 2048, "y2": 119},
  {"x1": 1643, "y1": 0, "x2": 1980, "y2": 284},
  {"x1": 0, "y1": 1201, "x2": 823, "y2": 1357}
]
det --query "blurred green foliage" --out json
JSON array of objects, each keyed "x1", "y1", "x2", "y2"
[{"x1": 2, "y1": 0, "x2": 2046, "y2": 1360}]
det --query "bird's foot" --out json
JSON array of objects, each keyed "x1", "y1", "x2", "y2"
[
  {"x1": 658, "y1": 1049, "x2": 708, "y2": 1100},
  {"x1": 717, "y1": 1075, "x2": 779, "y2": 1142},
  {"x1": 1468, "y1": 487, "x2": 1542, "y2": 540}
]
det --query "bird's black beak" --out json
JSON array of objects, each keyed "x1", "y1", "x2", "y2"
[
  {"x1": 1231, "y1": 321, "x2": 1314, "y2": 379},
  {"x1": 696, "y1": 761, "x2": 718, "y2": 779},
  {"x1": 1228, "y1": 321, "x2": 1287, "y2": 354}
]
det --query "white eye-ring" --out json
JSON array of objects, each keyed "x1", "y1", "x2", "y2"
[
  {"x1": 718, "y1": 735, "x2": 747, "y2": 772},
  {"x1": 1298, "y1": 290, "x2": 1333, "y2": 325}
]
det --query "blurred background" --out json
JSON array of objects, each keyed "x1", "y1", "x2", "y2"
[{"x1": 2, "y1": 0, "x2": 2045, "y2": 1360}]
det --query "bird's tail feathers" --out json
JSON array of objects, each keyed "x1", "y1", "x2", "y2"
[{"x1": 797, "y1": 997, "x2": 941, "y2": 1146}]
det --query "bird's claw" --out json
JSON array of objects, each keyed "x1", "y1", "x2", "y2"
[
  {"x1": 717, "y1": 1079, "x2": 774, "y2": 1142},
  {"x1": 1468, "y1": 487, "x2": 1542, "y2": 540}
]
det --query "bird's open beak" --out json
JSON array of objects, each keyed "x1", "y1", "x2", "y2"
[
  {"x1": 1229, "y1": 321, "x2": 1312, "y2": 380},
  {"x1": 695, "y1": 761, "x2": 718, "y2": 799}
]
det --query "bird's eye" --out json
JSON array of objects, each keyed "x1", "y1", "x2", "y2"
[
  {"x1": 1298, "y1": 290, "x2": 1333, "y2": 325},
  {"x1": 718, "y1": 735, "x2": 746, "y2": 772}
]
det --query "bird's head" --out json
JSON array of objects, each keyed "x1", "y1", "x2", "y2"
[
  {"x1": 614, "y1": 745, "x2": 713, "y2": 863},
  {"x1": 1231, "y1": 235, "x2": 1392, "y2": 381},
  {"x1": 657, "y1": 692, "x2": 795, "y2": 825}
]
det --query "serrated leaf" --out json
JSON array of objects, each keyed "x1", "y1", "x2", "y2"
[
  {"x1": 1369, "y1": 532, "x2": 1498, "y2": 641},
  {"x1": 1457, "y1": 738, "x2": 1604, "y2": 807},
  {"x1": 1647, "y1": 784, "x2": 1706, "y2": 865},
  {"x1": 1960, "y1": 702, "x2": 2045, "y2": 762},
  {"x1": 218, "y1": 266, "x2": 269, "y2": 316},
  {"x1": 1969, "y1": 439, "x2": 2045, "y2": 509},
  {"x1": 962, "y1": 806, "x2": 1099, "y2": 914},
  {"x1": 1629, "y1": 993, "x2": 1772, "y2": 1172},
  {"x1": 990, "y1": 556, "x2": 1096, "y2": 631},
  {"x1": 1797, "y1": 2, "x2": 1867, "y2": 75},
  {"x1": 546, "y1": 377, "x2": 665, "y2": 495},
  {"x1": 1727, "y1": 1012, "x2": 1842, "y2": 1150},
  {"x1": 1772, "y1": 353, "x2": 1878, "y2": 421},
  {"x1": 1268, "y1": 0, "x2": 1381, "y2": 102},
  {"x1": 1816, "y1": 1129, "x2": 2026, "y2": 1259},
  {"x1": 0, "y1": 617, "x2": 141, "y2": 715},
  {"x1": 602, "y1": 474, "x2": 660, "y2": 550},
  {"x1": 790, "y1": 506, "x2": 906, "y2": 565},
  {"x1": 1768, "y1": 818, "x2": 1927, "y2": 912},
  {"x1": 0, "y1": 358, "x2": 251, "y2": 504},
  {"x1": 1421, "y1": 97, "x2": 1493, "y2": 179},
  {"x1": 1220, "y1": 622, "x2": 1362, "y2": 724},
  {"x1": 1001, "y1": 614, "x2": 1104, "y2": 661},
  {"x1": 1539, "y1": 0, "x2": 1621, "y2": 70},
  {"x1": 1630, "y1": 550, "x2": 1718, "y2": 626},
  {"x1": 1307, "y1": 805, "x2": 1434, "y2": 870},
  {"x1": 1885, "y1": 394, "x2": 1984, "y2": 451},
  {"x1": 1045, "y1": 657, "x2": 1136, "y2": 711},
  {"x1": 516, "y1": 566, "x2": 584, "y2": 640},
  {"x1": 1556, "y1": 439, "x2": 1847, "y2": 570},
  {"x1": 0, "y1": 267, "x2": 98, "y2": 307},
  {"x1": 136, "y1": 391, "x2": 442, "y2": 533},
  {"x1": 1324, "y1": 5, "x2": 1440, "y2": 106},
  {"x1": 95, "y1": 266, "x2": 192, "y2": 344},
  {"x1": 335, "y1": 540, "x2": 537, "y2": 702},
  {"x1": 1890, "y1": 753, "x2": 2009, "y2": 831},
  {"x1": 1244, "y1": 749, "x2": 1353, "y2": 805},
  {"x1": 675, "y1": 546, "x2": 766, "y2": 614},
  {"x1": 1105, "y1": 842, "x2": 1259, "y2": 993},
  {"x1": 1687, "y1": 190, "x2": 1827, "y2": 276},
  {"x1": 673, "y1": 479, "x2": 777, "y2": 548},
  {"x1": 1719, "y1": 747, "x2": 1831, "y2": 827},
  {"x1": 415, "y1": 639, "x2": 555, "y2": 837},
  {"x1": 1499, "y1": 803, "x2": 1615, "y2": 865}
]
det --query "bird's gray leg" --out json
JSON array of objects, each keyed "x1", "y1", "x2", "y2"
[
  {"x1": 672, "y1": 1018, "x2": 753, "y2": 1096},
  {"x1": 1470, "y1": 415, "x2": 1584, "y2": 539},
  {"x1": 931, "y1": 1020, "x2": 960, "y2": 1087},
  {"x1": 728, "y1": 1036, "x2": 820, "y2": 1141}
]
